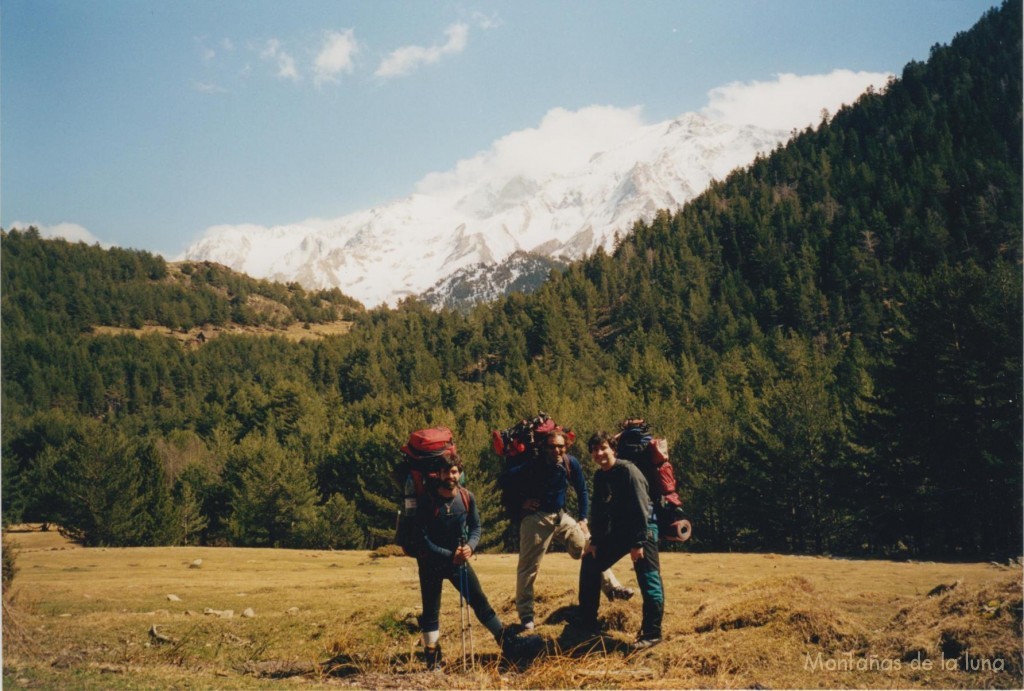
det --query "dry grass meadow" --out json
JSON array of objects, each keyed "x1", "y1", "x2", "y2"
[{"x1": 2, "y1": 525, "x2": 1021, "y2": 690}]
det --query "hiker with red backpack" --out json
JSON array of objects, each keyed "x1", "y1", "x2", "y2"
[
  {"x1": 614, "y1": 418, "x2": 692, "y2": 545},
  {"x1": 500, "y1": 427, "x2": 634, "y2": 631},
  {"x1": 576, "y1": 430, "x2": 666, "y2": 652},
  {"x1": 396, "y1": 428, "x2": 542, "y2": 671}
]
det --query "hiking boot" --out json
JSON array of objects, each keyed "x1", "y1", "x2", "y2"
[
  {"x1": 501, "y1": 632, "x2": 544, "y2": 663},
  {"x1": 630, "y1": 634, "x2": 662, "y2": 652},
  {"x1": 606, "y1": 586, "x2": 635, "y2": 601},
  {"x1": 424, "y1": 644, "x2": 443, "y2": 671}
]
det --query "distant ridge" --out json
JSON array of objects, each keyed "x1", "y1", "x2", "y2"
[{"x1": 184, "y1": 113, "x2": 796, "y2": 308}]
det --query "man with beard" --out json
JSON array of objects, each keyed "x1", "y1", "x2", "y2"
[
  {"x1": 504, "y1": 429, "x2": 633, "y2": 631},
  {"x1": 416, "y1": 453, "x2": 540, "y2": 670}
]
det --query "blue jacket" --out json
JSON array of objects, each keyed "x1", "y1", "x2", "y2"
[
  {"x1": 503, "y1": 453, "x2": 590, "y2": 520},
  {"x1": 417, "y1": 487, "x2": 480, "y2": 562}
]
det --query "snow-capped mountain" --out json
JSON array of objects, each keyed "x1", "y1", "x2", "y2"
[
  {"x1": 185, "y1": 112, "x2": 792, "y2": 308},
  {"x1": 420, "y1": 251, "x2": 568, "y2": 311}
]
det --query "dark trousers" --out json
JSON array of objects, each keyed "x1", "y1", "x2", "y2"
[
  {"x1": 578, "y1": 522, "x2": 664, "y2": 638},
  {"x1": 417, "y1": 557, "x2": 496, "y2": 633}
]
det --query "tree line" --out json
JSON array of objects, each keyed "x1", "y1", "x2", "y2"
[{"x1": 2, "y1": 0, "x2": 1020, "y2": 558}]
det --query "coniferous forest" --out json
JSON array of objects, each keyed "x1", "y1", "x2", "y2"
[{"x1": 2, "y1": 1, "x2": 1020, "y2": 559}]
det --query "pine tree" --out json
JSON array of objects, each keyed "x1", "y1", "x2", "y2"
[
  {"x1": 45, "y1": 424, "x2": 174, "y2": 547},
  {"x1": 226, "y1": 433, "x2": 319, "y2": 548}
]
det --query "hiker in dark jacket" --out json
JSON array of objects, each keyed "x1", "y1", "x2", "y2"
[
  {"x1": 502, "y1": 430, "x2": 632, "y2": 630},
  {"x1": 416, "y1": 454, "x2": 539, "y2": 670},
  {"x1": 577, "y1": 431, "x2": 665, "y2": 651}
]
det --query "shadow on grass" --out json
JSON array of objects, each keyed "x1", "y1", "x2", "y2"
[
  {"x1": 539, "y1": 605, "x2": 633, "y2": 658},
  {"x1": 319, "y1": 651, "x2": 362, "y2": 677}
]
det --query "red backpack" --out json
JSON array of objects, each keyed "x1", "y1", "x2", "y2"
[
  {"x1": 400, "y1": 427, "x2": 455, "y2": 489},
  {"x1": 492, "y1": 412, "x2": 576, "y2": 520},
  {"x1": 615, "y1": 419, "x2": 692, "y2": 543},
  {"x1": 393, "y1": 427, "x2": 459, "y2": 557}
]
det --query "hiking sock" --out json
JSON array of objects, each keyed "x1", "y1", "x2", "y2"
[{"x1": 422, "y1": 629, "x2": 440, "y2": 648}]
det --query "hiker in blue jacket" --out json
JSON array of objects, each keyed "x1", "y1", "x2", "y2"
[
  {"x1": 416, "y1": 454, "x2": 539, "y2": 670},
  {"x1": 577, "y1": 431, "x2": 665, "y2": 651},
  {"x1": 503, "y1": 429, "x2": 633, "y2": 631}
]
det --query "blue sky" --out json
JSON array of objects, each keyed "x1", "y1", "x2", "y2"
[{"x1": 1, "y1": 0, "x2": 999, "y2": 259}]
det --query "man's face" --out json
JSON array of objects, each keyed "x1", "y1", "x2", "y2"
[
  {"x1": 441, "y1": 464, "x2": 461, "y2": 489},
  {"x1": 590, "y1": 441, "x2": 616, "y2": 471},
  {"x1": 544, "y1": 434, "x2": 566, "y2": 461}
]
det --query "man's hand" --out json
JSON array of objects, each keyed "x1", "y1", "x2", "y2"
[
  {"x1": 521, "y1": 498, "x2": 540, "y2": 512},
  {"x1": 630, "y1": 546, "x2": 644, "y2": 563},
  {"x1": 578, "y1": 518, "x2": 590, "y2": 539},
  {"x1": 453, "y1": 544, "x2": 473, "y2": 565}
]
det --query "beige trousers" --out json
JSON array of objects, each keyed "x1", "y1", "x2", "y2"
[{"x1": 515, "y1": 510, "x2": 622, "y2": 623}]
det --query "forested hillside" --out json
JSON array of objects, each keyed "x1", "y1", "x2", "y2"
[{"x1": 2, "y1": 1, "x2": 1020, "y2": 558}]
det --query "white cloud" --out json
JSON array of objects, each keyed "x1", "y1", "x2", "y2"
[
  {"x1": 194, "y1": 35, "x2": 216, "y2": 62},
  {"x1": 417, "y1": 105, "x2": 646, "y2": 194},
  {"x1": 259, "y1": 38, "x2": 280, "y2": 59},
  {"x1": 199, "y1": 37, "x2": 234, "y2": 61},
  {"x1": 375, "y1": 23, "x2": 469, "y2": 79},
  {"x1": 281, "y1": 55, "x2": 298, "y2": 80},
  {"x1": 261, "y1": 38, "x2": 300, "y2": 81},
  {"x1": 9, "y1": 221, "x2": 106, "y2": 246},
  {"x1": 471, "y1": 12, "x2": 502, "y2": 31},
  {"x1": 701, "y1": 70, "x2": 892, "y2": 132},
  {"x1": 275, "y1": 52, "x2": 298, "y2": 81},
  {"x1": 314, "y1": 29, "x2": 359, "y2": 87},
  {"x1": 415, "y1": 70, "x2": 891, "y2": 196}
]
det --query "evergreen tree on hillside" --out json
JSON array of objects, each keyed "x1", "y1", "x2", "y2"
[
  {"x1": 1, "y1": 1, "x2": 1019, "y2": 556},
  {"x1": 225, "y1": 433, "x2": 319, "y2": 548},
  {"x1": 39, "y1": 423, "x2": 174, "y2": 547}
]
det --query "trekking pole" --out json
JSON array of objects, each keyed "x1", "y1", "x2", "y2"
[
  {"x1": 458, "y1": 538, "x2": 476, "y2": 672},
  {"x1": 458, "y1": 538, "x2": 469, "y2": 671},
  {"x1": 464, "y1": 562, "x2": 475, "y2": 670}
]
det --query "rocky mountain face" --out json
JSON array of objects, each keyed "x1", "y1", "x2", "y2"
[
  {"x1": 419, "y1": 251, "x2": 567, "y2": 311},
  {"x1": 185, "y1": 112, "x2": 792, "y2": 309}
]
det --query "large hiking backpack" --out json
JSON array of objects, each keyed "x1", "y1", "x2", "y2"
[
  {"x1": 393, "y1": 427, "x2": 457, "y2": 557},
  {"x1": 615, "y1": 418, "x2": 692, "y2": 543},
  {"x1": 492, "y1": 412, "x2": 575, "y2": 521}
]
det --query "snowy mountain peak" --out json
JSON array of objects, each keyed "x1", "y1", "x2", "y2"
[{"x1": 184, "y1": 111, "x2": 793, "y2": 308}]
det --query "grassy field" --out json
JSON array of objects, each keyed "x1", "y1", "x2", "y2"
[{"x1": 2, "y1": 526, "x2": 1021, "y2": 689}]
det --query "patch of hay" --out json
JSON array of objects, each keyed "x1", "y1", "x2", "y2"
[
  {"x1": 520, "y1": 648, "x2": 639, "y2": 689},
  {"x1": 692, "y1": 575, "x2": 865, "y2": 649},
  {"x1": 2, "y1": 598, "x2": 28, "y2": 658},
  {"x1": 600, "y1": 602, "x2": 641, "y2": 634},
  {"x1": 2, "y1": 593, "x2": 44, "y2": 662},
  {"x1": 875, "y1": 573, "x2": 1023, "y2": 679},
  {"x1": 369, "y1": 545, "x2": 406, "y2": 559},
  {"x1": 677, "y1": 648, "x2": 742, "y2": 678}
]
